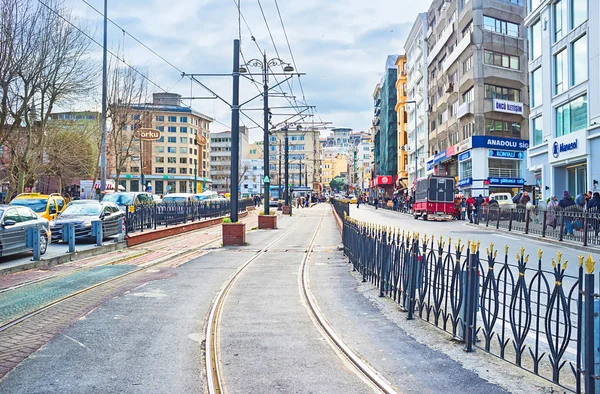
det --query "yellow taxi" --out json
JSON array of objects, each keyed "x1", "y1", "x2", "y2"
[
  {"x1": 349, "y1": 194, "x2": 358, "y2": 204},
  {"x1": 10, "y1": 193, "x2": 66, "y2": 221}
]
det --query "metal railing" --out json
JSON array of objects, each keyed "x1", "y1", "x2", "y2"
[
  {"x1": 331, "y1": 198, "x2": 349, "y2": 220},
  {"x1": 124, "y1": 198, "x2": 253, "y2": 235},
  {"x1": 474, "y1": 206, "x2": 600, "y2": 247},
  {"x1": 488, "y1": 168, "x2": 521, "y2": 178},
  {"x1": 342, "y1": 215, "x2": 598, "y2": 393}
]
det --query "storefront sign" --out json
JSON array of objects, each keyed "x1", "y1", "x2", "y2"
[
  {"x1": 488, "y1": 149, "x2": 524, "y2": 160},
  {"x1": 471, "y1": 136, "x2": 529, "y2": 151},
  {"x1": 426, "y1": 160, "x2": 434, "y2": 172},
  {"x1": 548, "y1": 130, "x2": 586, "y2": 163},
  {"x1": 376, "y1": 175, "x2": 393, "y2": 185},
  {"x1": 458, "y1": 151, "x2": 471, "y2": 162},
  {"x1": 459, "y1": 138, "x2": 472, "y2": 152},
  {"x1": 458, "y1": 177, "x2": 473, "y2": 187},
  {"x1": 487, "y1": 177, "x2": 525, "y2": 186},
  {"x1": 493, "y1": 99, "x2": 524, "y2": 115},
  {"x1": 432, "y1": 151, "x2": 447, "y2": 165}
]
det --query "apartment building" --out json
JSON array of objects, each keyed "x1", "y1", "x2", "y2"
[
  {"x1": 425, "y1": 0, "x2": 531, "y2": 196},
  {"x1": 239, "y1": 159, "x2": 264, "y2": 198},
  {"x1": 395, "y1": 55, "x2": 409, "y2": 190},
  {"x1": 116, "y1": 93, "x2": 212, "y2": 195},
  {"x1": 356, "y1": 135, "x2": 373, "y2": 192},
  {"x1": 269, "y1": 128, "x2": 322, "y2": 191},
  {"x1": 525, "y1": 0, "x2": 599, "y2": 200},
  {"x1": 210, "y1": 127, "x2": 249, "y2": 194},
  {"x1": 404, "y1": 13, "x2": 430, "y2": 185}
]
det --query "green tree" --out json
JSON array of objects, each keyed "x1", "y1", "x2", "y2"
[{"x1": 330, "y1": 176, "x2": 347, "y2": 192}]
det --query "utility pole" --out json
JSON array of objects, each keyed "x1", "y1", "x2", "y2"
[
  {"x1": 194, "y1": 159, "x2": 198, "y2": 193},
  {"x1": 278, "y1": 139, "x2": 282, "y2": 210},
  {"x1": 284, "y1": 127, "x2": 291, "y2": 215},
  {"x1": 99, "y1": 0, "x2": 108, "y2": 198},
  {"x1": 299, "y1": 156, "x2": 302, "y2": 187},
  {"x1": 230, "y1": 39, "x2": 240, "y2": 222},
  {"x1": 262, "y1": 52, "x2": 270, "y2": 215}
]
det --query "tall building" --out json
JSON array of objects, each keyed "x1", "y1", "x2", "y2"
[
  {"x1": 356, "y1": 134, "x2": 373, "y2": 192},
  {"x1": 269, "y1": 128, "x2": 322, "y2": 191},
  {"x1": 395, "y1": 55, "x2": 409, "y2": 190},
  {"x1": 239, "y1": 159, "x2": 264, "y2": 197},
  {"x1": 247, "y1": 143, "x2": 262, "y2": 160},
  {"x1": 404, "y1": 12, "x2": 429, "y2": 185},
  {"x1": 210, "y1": 127, "x2": 249, "y2": 194},
  {"x1": 525, "y1": 0, "x2": 598, "y2": 200},
  {"x1": 115, "y1": 93, "x2": 213, "y2": 195},
  {"x1": 425, "y1": 0, "x2": 530, "y2": 196}
]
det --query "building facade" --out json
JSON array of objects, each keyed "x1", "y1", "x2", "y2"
[
  {"x1": 115, "y1": 93, "x2": 213, "y2": 195},
  {"x1": 239, "y1": 159, "x2": 264, "y2": 197},
  {"x1": 377, "y1": 55, "x2": 400, "y2": 178},
  {"x1": 210, "y1": 127, "x2": 249, "y2": 194},
  {"x1": 404, "y1": 13, "x2": 430, "y2": 185},
  {"x1": 395, "y1": 55, "x2": 409, "y2": 190},
  {"x1": 525, "y1": 0, "x2": 598, "y2": 201},
  {"x1": 425, "y1": 0, "x2": 530, "y2": 196}
]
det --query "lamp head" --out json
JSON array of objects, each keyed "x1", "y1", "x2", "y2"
[
  {"x1": 283, "y1": 65, "x2": 294, "y2": 73},
  {"x1": 239, "y1": 66, "x2": 247, "y2": 73}
]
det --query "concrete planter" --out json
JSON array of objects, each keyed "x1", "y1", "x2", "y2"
[
  {"x1": 258, "y1": 214, "x2": 277, "y2": 229},
  {"x1": 282, "y1": 205, "x2": 291, "y2": 215},
  {"x1": 222, "y1": 222, "x2": 246, "y2": 246}
]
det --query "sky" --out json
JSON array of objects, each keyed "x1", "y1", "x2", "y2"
[{"x1": 64, "y1": 0, "x2": 425, "y2": 143}]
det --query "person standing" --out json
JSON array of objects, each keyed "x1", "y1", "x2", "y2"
[
  {"x1": 547, "y1": 195, "x2": 558, "y2": 230},
  {"x1": 466, "y1": 195, "x2": 475, "y2": 223},
  {"x1": 559, "y1": 191, "x2": 575, "y2": 235},
  {"x1": 461, "y1": 198, "x2": 466, "y2": 221}
]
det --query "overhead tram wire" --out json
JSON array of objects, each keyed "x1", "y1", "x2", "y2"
[{"x1": 37, "y1": 0, "x2": 169, "y2": 93}]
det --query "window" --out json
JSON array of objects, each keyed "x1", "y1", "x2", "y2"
[
  {"x1": 484, "y1": 50, "x2": 519, "y2": 70},
  {"x1": 157, "y1": 136, "x2": 164, "y2": 143},
  {"x1": 156, "y1": 157, "x2": 164, "y2": 163},
  {"x1": 168, "y1": 137, "x2": 176, "y2": 143},
  {"x1": 156, "y1": 115, "x2": 164, "y2": 122},
  {"x1": 554, "y1": 49, "x2": 567, "y2": 94},
  {"x1": 463, "y1": 55, "x2": 473, "y2": 73},
  {"x1": 572, "y1": 34, "x2": 587, "y2": 86},
  {"x1": 157, "y1": 126, "x2": 164, "y2": 132},
  {"x1": 168, "y1": 168, "x2": 176, "y2": 174},
  {"x1": 483, "y1": 16, "x2": 519, "y2": 37},
  {"x1": 168, "y1": 126, "x2": 176, "y2": 133},
  {"x1": 168, "y1": 157, "x2": 176, "y2": 163},
  {"x1": 180, "y1": 127, "x2": 187, "y2": 133},
  {"x1": 180, "y1": 137, "x2": 187, "y2": 143},
  {"x1": 531, "y1": 20, "x2": 542, "y2": 59},
  {"x1": 180, "y1": 168, "x2": 187, "y2": 174},
  {"x1": 532, "y1": 117, "x2": 543, "y2": 146},
  {"x1": 572, "y1": 0, "x2": 587, "y2": 29},
  {"x1": 462, "y1": 20, "x2": 473, "y2": 38},
  {"x1": 155, "y1": 167, "x2": 165, "y2": 173},
  {"x1": 462, "y1": 87, "x2": 474, "y2": 103},
  {"x1": 132, "y1": 114, "x2": 140, "y2": 120},
  {"x1": 485, "y1": 119, "x2": 521, "y2": 137},
  {"x1": 180, "y1": 157, "x2": 187, "y2": 164},
  {"x1": 180, "y1": 147, "x2": 187, "y2": 154},
  {"x1": 250, "y1": 149, "x2": 257, "y2": 154},
  {"x1": 556, "y1": 95, "x2": 587, "y2": 137},
  {"x1": 449, "y1": 131, "x2": 459, "y2": 145},
  {"x1": 462, "y1": 122, "x2": 474, "y2": 139},
  {"x1": 168, "y1": 116, "x2": 177, "y2": 122},
  {"x1": 554, "y1": 0, "x2": 567, "y2": 41},
  {"x1": 484, "y1": 84, "x2": 521, "y2": 102},
  {"x1": 156, "y1": 146, "x2": 165, "y2": 153},
  {"x1": 531, "y1": 68, "x2": 542, "y2": 108},
  {"x1": 167, "y1": 147, "x2": 176, "y2": 153},
  {"x1": 269, "y1": 136, "x2": 276, "y2": 142},
  {"x1": 180, "y1": 116, "x2": 188, "y2": 123}
]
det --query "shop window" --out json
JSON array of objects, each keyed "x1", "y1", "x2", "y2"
[{"x1": 556, "y1": 95, "x2": 587, "y2": 137}]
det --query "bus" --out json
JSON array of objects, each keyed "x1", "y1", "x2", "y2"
[{"x1": 413, "y1": 175, "x2": 456, "y2": 221}]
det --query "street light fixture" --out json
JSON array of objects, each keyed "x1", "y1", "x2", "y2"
[{"x1": 241, "y1": 54, "x2": 294, "y2": 215}]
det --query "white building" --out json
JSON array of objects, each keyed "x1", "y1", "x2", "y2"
[
  {"x1": 526, "y1": 0, "x2": 599, "y2": 201},
  {"x1": 209, "y1": 127, "x2": 249, "y2": 194},
  {"x1": 239, "y1": 159, "x2": 264, "y2": 198},
  {"x1": 404, "y1": 12, "x2": 429, "y2": 185}
]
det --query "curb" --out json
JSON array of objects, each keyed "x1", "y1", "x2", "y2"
[
  {"x1": 465, "y1": 223, "x2": 600, "y2": 253},
  {"x1": 0, "y1": 242, "x2": 125, "y2": 276}
]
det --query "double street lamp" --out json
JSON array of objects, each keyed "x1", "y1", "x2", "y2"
[{"x1": 240, "y1": 55, "x2": 294, "y2": 215}]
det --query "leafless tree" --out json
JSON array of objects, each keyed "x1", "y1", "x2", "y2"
[{"x1": 0, "y1": 0, "x2": 95, "y2": 197}]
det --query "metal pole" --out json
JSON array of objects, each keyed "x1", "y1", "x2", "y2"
[
  {"x1": 230, "y1": 39, "x2": 240, "y2": 222},
  {"x1": 278, "y1": 139, "x2": 282, "y2": 210},
  {"x1": 139, "y1": 128, "x2": 143, "y2": 192},
  {"x1": 284, "y1": 128, "x2": 289, "y2": 207},
  {"x1": 99, "y1": 0, "x2": 108, "y2": 198},
  {"x1": 194, "y1": 159, "x2": 197, "y2": 193},
  {"x1": 299, "y1": 156, "x2": 302, "y2": 187},
  {"x1": 263, "y1": 53, "x2": 270, "y2": 215}
]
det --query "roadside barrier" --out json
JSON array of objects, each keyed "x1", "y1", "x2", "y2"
[{"x1": 341, "y1": 214, "x2": 599, "y2": 393}]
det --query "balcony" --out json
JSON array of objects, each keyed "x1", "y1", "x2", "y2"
[
  {"x1": 457, "y1": 102, "x2": 472, "y2": 118},
  {"x1": 427, "y1": 23, "x2": 454, "y2": 65},
  {"x1": 488, "y1": 168, "x2": 521, "y2": 178},
  {"x1": 442, "y1": 33, "x2": 471, "y2": 72}
]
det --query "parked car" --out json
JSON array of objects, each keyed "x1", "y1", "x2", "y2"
[
  {"x1": 197, "y1": 191, "x2": 219, "y2": 201},
  {"x1": 152, "y1": 194, "x2": 162, "y2": 204},
  {"x1": 10, "y1": 192, "x2": 66, "y2": 221},
  {"x1": 162, "y1": 193, "x2": 200, "y2": 204},
  {"x1": 488, "y1": 193, "x2": 516, "y2": 210},
  {"x1": 0, "y1": 205, "x2": 50, "y2": 257},
  {"x1": 50, "y1": 201, "x2": 124, "y2": 242},
  {"x1": 348, "y1": 194, "x2": 357, "y2": 204},
  {"x1": 101, "y1": 192, "x2": 154, "y2": 212}
]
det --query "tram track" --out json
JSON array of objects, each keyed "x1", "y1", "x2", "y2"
[{"x1": 206, "y1": 212, "x2": 399, "y2": 394}]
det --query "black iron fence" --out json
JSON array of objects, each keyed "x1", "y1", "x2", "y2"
[
  {"x1": 473, "y1": 205, "x2": 600, "y2": 247},
  {"x1": 331, "y1": 198, "x2": 349, "y2": 220},
  {"x1": 342, "y1": 215, "x2": 599, "y2": 393},
  {"x1": 125, "y1": 198, "x2": 253, "y2": 235}
]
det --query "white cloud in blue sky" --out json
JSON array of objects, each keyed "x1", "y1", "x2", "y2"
[{"x1": 65, "y1": 0, "x2": 425, "y2": 141}]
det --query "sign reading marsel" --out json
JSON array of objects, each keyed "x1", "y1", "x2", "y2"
[
  {"x1": 488, "y1": 149, "x2": 524, "y2": 160},
  {"x1": 548, "y1": 130, "x2": 586, "y2": 163},
  {"x1": 471, "y1": 136, "x2": 529, "y2": 151},
  {"x1": 493, "y1": 99, "x2": 523, "y2": 115}
]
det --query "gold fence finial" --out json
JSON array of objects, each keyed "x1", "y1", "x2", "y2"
[
  {"x1": 489, "y1": 242, "x2": 494, "y2": 252},
  {"x1": 562, "y1": 260, "x2": 568, "y2": 270},
  {"x1": 520, "y1": 246, "x2": 525, "y2": 257},
  {"x1": 538, "y1": 249, "x2": 543, "y2": 260},
  {"x1": 505, "y1": 245, "x2": 509, "y2": 254},
  {"x1": 585, "y1": 255, "x2": 595, "y2": 274},
  {"x1": 551, "y1": 258, "x2": 556, "y2": 269},
  {"x1": 578, "y1": 254, "x2": 584, "y2": 267},
  {"x1": 525, "y1": 255, "x2": 529, "y2": 264},
  {"x1": 493, "y1": 250, "x2": 498, "y2": 259},
  {"x1": 557, "y1": 251, "x2": 563, "y2": 265}
]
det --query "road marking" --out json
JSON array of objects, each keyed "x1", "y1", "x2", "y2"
[{"x1": 63, "y1": 334, "x2": 89, "y2": 350}]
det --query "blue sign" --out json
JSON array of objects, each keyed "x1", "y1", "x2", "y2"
[
  {"x1": 471, "y1": 136, "x2": 529, "y2": 151},
  {"x1": 458, "y1": 151, "x2": 471, "y2": 162},
  {"x1": 487, "y1": 177, "x2": 525, "y2": 186},
  {"x1": 427, "y1": 160, "x2": 434, "y2": 171},
  {"x1": 458, "y1": 177, "x2": 473, "y2": 187},
  {"x1": 488, "y1": 149, "x2": 524, "y2": 159},
  {"x1": 552, "y1": 140, "x2": 578, "y2": 159},
  {"x1": 432, "y1": 151, "x2": 447, "y2": 165}
]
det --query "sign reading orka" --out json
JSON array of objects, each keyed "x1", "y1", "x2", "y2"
[{"x1": 133, "y1": 128, "x2": 161, "y2": 141}]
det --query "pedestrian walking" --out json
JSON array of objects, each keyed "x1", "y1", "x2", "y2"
[
  {"x1": 547, "y1": 195, "x2": 558, "y2": 229},
  {"x1": 374, "y1": 197, "x2": 379, "y2": 210},
  {"x1": 559, "y1": 191, "x2": 575, "y2": 235},
  {"x1": 587, "y1": 192, "x2": 600, "y2": 237},
  {"x1": 296, "y1": 196, "x2": 302, "y2": 209},
  {"x1": 460, "y1": 198, "x2": 466, "y2": 220},
  {"x1": 466, "y1": 195, "x2": 475, "y2": 223}
]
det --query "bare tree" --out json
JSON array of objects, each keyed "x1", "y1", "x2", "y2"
[
  {"x1": 106, "y1": 59, "x2": 150, "y2": 188},
  {"x1": 0, "y1": 0, "x2": 96, "y2": 197}
]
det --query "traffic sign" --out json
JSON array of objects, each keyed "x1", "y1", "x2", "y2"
[{"x1": 263, "y1": 175, "x2": 270, "y2": 183}]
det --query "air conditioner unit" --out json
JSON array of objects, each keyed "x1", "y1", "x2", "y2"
[{"x1": 445, "y1": 82, "x2": 454, "y2": 93}]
